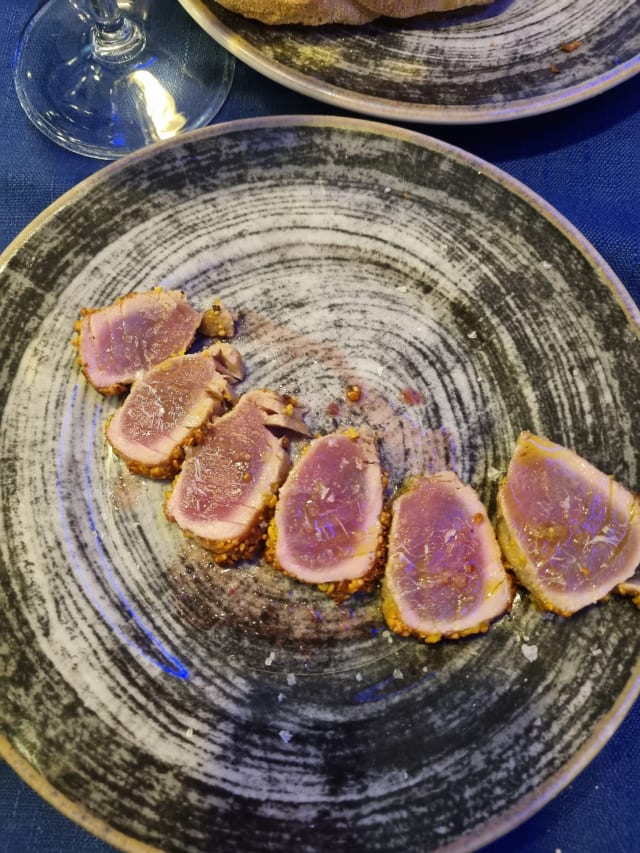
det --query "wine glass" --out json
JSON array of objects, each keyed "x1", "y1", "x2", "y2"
[{"x1": 13, "y1": 0, "x2": 235, "y2": 160}]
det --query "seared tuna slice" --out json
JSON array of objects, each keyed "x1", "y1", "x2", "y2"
[
  {"x1": 74, "y1": 288, "x2": 201, "y2": 395},
  {"x1": 106, "y1": 344, "x2": 244, "y2": 479},
  {"x1": 165, "y1": 390, "x2": 309, "y2": 563},
  {"x1": 497, "y1": 431, "x2": 640, "y2": 616},
  {"x1": 204, "y1": 341, "x2": 244, "y2": 383},
  {"x1": 266, "y1": 427, "x2": 388, "y2": 601},
  {"x1": 382, "y1": 472, "x2": 512, "y2": 642}
]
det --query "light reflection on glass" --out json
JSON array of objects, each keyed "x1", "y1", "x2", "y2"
[{"x1": 128, "y1": 68, "x2": 187, "y2": 141}]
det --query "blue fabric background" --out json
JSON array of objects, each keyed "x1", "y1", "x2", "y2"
[{"x1": 1, "y1": 1, "x2": 639, "y2": 851}]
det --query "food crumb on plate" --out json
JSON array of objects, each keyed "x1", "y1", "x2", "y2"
[
  {"x1": 521, "y1": 643, "x2": 539, "y2": 662},
  {"x1": 400, "y1": 387, "x2": 424, "y2": 405},
  {"x1": 345, "y1": 384, "x2": 362, "y2": 403}
]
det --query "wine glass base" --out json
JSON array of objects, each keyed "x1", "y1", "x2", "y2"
[{"x1": 14, "y1": 0, "x2": 235, "y2": 160}]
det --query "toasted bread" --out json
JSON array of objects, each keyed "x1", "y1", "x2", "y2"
[{"x1": 214, "y1": 0, "x2": 492, "y2": 25}]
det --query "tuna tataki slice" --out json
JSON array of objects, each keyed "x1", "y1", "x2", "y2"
[
  {"x1": 265, "y1": 427, "x2": 388, "y2": 601},
  {"x1": 382, "y1": 472, "x2": 512, "y2": 642},
  {"x1": 74, "y1": 288, "x2": 201, "y2": 395},
  {"x1": 165, "y1": 390, "x2": 309, "y2": 564},
  {"x1": 105, "y1": 343, "x2": 244, "y2": 479},
  {"x1": 496, "y1": 431, "x2": 640, "y2": 616}
]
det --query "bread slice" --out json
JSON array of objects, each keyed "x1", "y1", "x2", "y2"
[
  {"x1": 358, "y1": 0, "x2": 493, "y2": 18},
  {"x1": 214, "y1": 0, "x2": 492, "y2": 25},
  {"x1": 213, "y1": 0, "x2": 376, "y2": 25}
]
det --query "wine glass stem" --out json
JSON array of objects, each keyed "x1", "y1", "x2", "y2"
[
  {"x1": 88, "y1": 0, "x2": 145, "y2": 64},
  {"x1": 88, "y1": 0, "x2": 121, "y2": 24}
]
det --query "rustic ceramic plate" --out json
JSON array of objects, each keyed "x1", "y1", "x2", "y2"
[
  {"x1": 1, "y1": 117, "x2": 639, "y2": 853},
  {"x1": 179, "y1": 0, "x2": 640, "y2": 123}
]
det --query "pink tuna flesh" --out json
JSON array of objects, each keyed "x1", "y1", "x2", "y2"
[
  {"x1": 105, "y1": 344, "x2": 243, "y2": 477},
  {"x1": 497, "y1": 431, "x2": 640, "y2": 615},
  {"x1": 165, "y1": 390, "x2": 308, "y2": 552},
  {"x1": 272, "y1": 428, "x2": 384, "y2": 583},
  {"x1": 383, "y1": 472, "x2": 512, "y2": 639},
  {"x1": 77, "y1": 288, "x2": 201, "y2": 395}
]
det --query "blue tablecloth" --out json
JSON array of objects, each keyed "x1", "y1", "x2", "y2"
[{"x1": 1, "y1": 2, "x2": 639, "y2": 851}]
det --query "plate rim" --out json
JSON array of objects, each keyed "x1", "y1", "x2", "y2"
[
  {"x1": 1, "y1": 114, "x2": 639, "y2": 853},
  {"x1": 177, "y1": 0, "x2": 640, "y2": 125},
  {"x1": 3, "y1": 667, "x2": 639, "y2": 853}
]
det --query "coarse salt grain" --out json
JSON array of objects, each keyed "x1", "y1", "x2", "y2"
[
  {"x1": 521, "y1": 643, "x2": 538, "y2": 662},
  {"x1": 279, "y1": 730, "x2": 293, "y2": 743}
]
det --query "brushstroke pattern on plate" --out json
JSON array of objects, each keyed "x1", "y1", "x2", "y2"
[
  {"x1": 179, "y1": 0, "x2": 640, "y2": 123},
  {"x1": 1, "y1": 116, "x2": 639, "y2": 853}
]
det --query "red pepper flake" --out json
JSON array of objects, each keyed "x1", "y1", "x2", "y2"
[
  {"x1": 400, "y1": 387, "x2": 424, "y2": 406},
  {"x1": 561, "y1": 39, "x2": 582, "y2": 53},
  {"x1": 550, "y1": 63, "x2": 560, "y2": 74},
  {"x1": 345, "y1": 384, "x2": 362, "y2": 403},
  {"x1": 326, "y1": 400, "x2": 340, "y2": 417}
]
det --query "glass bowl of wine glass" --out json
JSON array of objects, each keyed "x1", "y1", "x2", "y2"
[{"x1": 14, "y1": 0, "x2": 235, "y2": 160}]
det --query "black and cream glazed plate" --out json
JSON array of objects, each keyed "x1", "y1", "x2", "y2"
[
  {"x1": 1, "y1": 116, "x2": 640, "y2": 853},
  {"x1": 179, "y1": 0, "x2": 640, "y2": 124}
]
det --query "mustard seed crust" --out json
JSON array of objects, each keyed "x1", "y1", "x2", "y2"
[
  {"x1": 165, "y1": 486, "x2": 279, "y2": 566},
  {"x1": 380, "y1": 575, "x2": 499, "y2": 643},
  {"x1": 106, "y1": 419, "x2": 207, "y2": 480}
]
